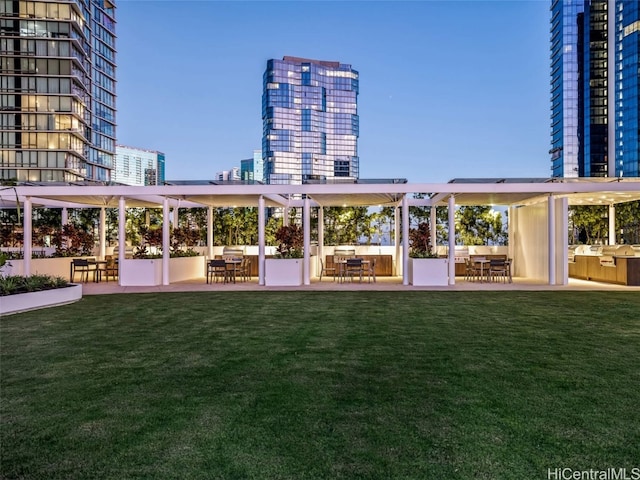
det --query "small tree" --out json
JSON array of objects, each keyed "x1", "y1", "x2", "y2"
[
  {"x1": 51, "y1": 224, "x2": 95, "y2": 257},
  {"x1": 408, "y1": 222, "x2": 437, "y2": 258},
  {"x1": 274, "y1": 224, "x2": 303, "y2": 258}
]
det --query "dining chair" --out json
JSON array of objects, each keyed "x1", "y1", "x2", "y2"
[
  {"x1": 207, "y1": 259, "x2": 229, "y2": 284},
  {"x1": 71, "y1": 258, "x2": 92, "y2": 283},
  {"x1": 319, "y1": 258, "x2": 337, "y2": 282},
  {"x1": 367, "y1": 257, "x2": 377, "y2": 283},
  {"x1": 344, "y1": 258, "x2": 364, "y2": 283},
  {"x1": 238, "y1": 257, "x2": 251, "y2": 281},
  {"x1": 464, "y1": 258, "x2": 481, "y2": 282},
  {"x1": 488, "y1": 258, "x2": 509, "y2": 283},
  {"x1": 102, "y1": 255, "x2": 118, "y2": 282}
]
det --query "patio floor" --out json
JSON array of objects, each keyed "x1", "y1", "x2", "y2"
[{"x1": 79, "y1": 276, "x2": 640, "y2": 295}]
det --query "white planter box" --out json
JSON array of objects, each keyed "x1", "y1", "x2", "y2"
[
  {"x1": 1, "y1": 284, "x2": 82, "y2": 316},
  {"x1": 119, "y1": 259, "x2": 162, "y2": 286},
  {"x1": 4, "y1": 257, "x2": 101, "y2": 281},
  {"x1": 409, "y1": 258, "x2": 449, "y2": 286},
  {"x1": 265, "y1": 258, "x2": 303, "y2": 286},
  {"x1": 169, "y1": 256, "x2": 205, "y2": 282}
]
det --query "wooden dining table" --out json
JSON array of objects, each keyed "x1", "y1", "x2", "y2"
[{"x1": 335, "y1": 258, "x2": 369, "y2": 283}]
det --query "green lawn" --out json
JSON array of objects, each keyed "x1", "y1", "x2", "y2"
[{"x1": 1, "y1": 291, "x2": 639, "y2": 479}]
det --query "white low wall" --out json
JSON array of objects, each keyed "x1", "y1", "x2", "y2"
[
  {"x1": 3, "y1": 257, "x2": 94, "y2": 280},
  {"x1": 0, "y1": 284, "x2": 83, "y2": 316},
  {"x1": 169, "y1": 256, "x2": 205, "y2": 282}
]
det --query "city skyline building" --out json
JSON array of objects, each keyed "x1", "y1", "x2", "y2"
[
  {"x1": 240, "y1": 149, "x2": 264, "y2": 182},
  {"x1": 0, "y1": 0, "x2": 117, "y2": 183},
  {"x1": 113, "y1": 144, "x2": 165, "y2": 186},
  {"x1": 215, "y1": 166, "x2": 240, "y2": 182},
  {"x1": 262, "y1": 56, "x2": 359, "y2": 185},
  {"x1": 550, "y1": 0, "x2": 639, "y2": 178}
]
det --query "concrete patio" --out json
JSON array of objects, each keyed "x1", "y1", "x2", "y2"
[{"x1": 79, "y1": 275, "x2": 640, "y2": 295}]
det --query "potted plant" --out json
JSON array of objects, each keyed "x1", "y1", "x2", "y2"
[
  {"x1": 265, "y1": 224, "x2": 304, "y2": 286},
  {"x1": 408, "y1": 222, "x2": 448, "y2": 286}
]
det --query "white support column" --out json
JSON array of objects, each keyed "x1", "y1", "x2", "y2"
[
  {"x1": 258, "y1": 195, "x2": 265, "y2": 286},
  {"x1": 207, "y1": 206, "x2": 214, "y2": 259},
  {"x1": 448, "y1": 195, "x2": 456, "y2": 285},
  {"x1": 559, "y1": 196, "x2": 569, "y2": 285},
  {"x1": 118, "y1": 197, "x2": 126, "y2": 282},
  {"x1": 303, "y1": 196, "x2": 311, "y2": 285},
  {"x1": 317, "y1": 206, "x2": 324, "y2": 275},
  {"x1": 171, "y1": 207, "x2": 178, "y2": 227},
  {"x1": 401, "y1": 195, "x2": 409, "y2": 286},
  {"x1": 162, "y1": 197, "x2": 170, "y2": 286},
  {"x1": 608, "y1": 204, "x2": 616, "y2": 245},
  {"x1": 430, "y1": 206, "x2": 437, "y2": 254},
  {"x1": 24, "y1": 197, "x2": 32, "y2": 276},
  {"x1": 99, "y1": 207, "x2": 106, "y2": 260},
  {"x1": 548, "y1": 195, "x2": 556, "y2": 285},
  {"x1": 283, "y1": 207, "x2": 289, "y2": 226},
  {"x1": 61, "y1": 207, "x2": 68, "y2": 226},
  {"x1": 394, "y1": 206, "x2": 400, "y2": 276}
]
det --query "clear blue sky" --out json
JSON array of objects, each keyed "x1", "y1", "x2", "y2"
[{"x1": 115, "y1": 0, "x2": 551, "y2": 183}]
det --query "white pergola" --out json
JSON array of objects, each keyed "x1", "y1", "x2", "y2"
[{"x1": 2, "y1": 177, "x2": 640, "y2": 286}]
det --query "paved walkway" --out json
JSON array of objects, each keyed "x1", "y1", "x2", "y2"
[{"x1": 80, "y1": 276, "x2": 640, "y2": 295}]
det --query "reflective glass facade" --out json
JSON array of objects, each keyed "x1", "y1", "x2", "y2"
[
  {"x1": 616, "y1": 0, "x2": 640, "y2": 177},
  {"x1": 262, "y1": 56, "x2": 359, "y2": 185},
  {"x1": 0, "y1": 0, "x2": 116, "y2": 183},
  {"x1": 550, "y1": 0, "x2": 640, "y2": 178}
]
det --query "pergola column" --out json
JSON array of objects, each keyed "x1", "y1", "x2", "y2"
[
  {"x1": 171, "y1": 207, "x2": 178, "y2": 227},
  {"x1": 23, "y1": 197, "x2": 32, "y2": 276},
  {"x1": 317, "y1": 206, "x2": 324, "y2": 275},
  {"x1": 394, "y1": 206, "x2": 400, "y2": 276},
  {"x1": 207, "y1": 206, "x2": 214, "y2": 259},
  {"x1": 61, "y1": 207, "x2": 68, "y2": 226},
  {"x1": 303, "y1": 196, "x2": 310, "y2": 285},
  {"x1": 258, "y1": 195, "x2": 265, "y2": 286},
  {"x1": 609, "y1": 204, "x2": 616, "y2": 245},
  {"x1": 448, "y1": 194, "x2": 456, "y2": 285},
  {"x1": 99, "y1": 207, "x2": 106, "y2": 260},
  {"x1": 401, "y1": 194, "x2": 409, "y2": 286},
  {"x1": 548, "y1": 194, "x2": 556, "y2": 285},
  {"x1": 118, "y1": 197, "x2": 126, "y2": 281},
  {"x1": 162, "y1": 197, "x2": 170, "y2": 286},
  {"x1": 430, "y1": 206, "x2": 437, "y2": 254}
]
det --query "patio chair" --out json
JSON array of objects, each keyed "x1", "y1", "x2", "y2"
[
  {"x1": 207, "y1": 259, "x2": 229, "y2": 284},
  {"x1": 489, "y1": 258, "x2": 510, "y2": 283},
  {"x1": 464, "y1": 258, "x2": 481, "y2": 282},
  {"x1": 319, "y1": 258, "x2": 337, "y2": 282},
  {"x1": 71, "y1": 258, "x2": 93, "y2": 283},
  {"x1": 344, "y1": 258, "x2": 364, "y2": 283},
  {"x1": 102, "y1": 255, "x2": 118, "y2": 282},
  {"x1": 238, "y1": 257, "x2": 251, "y2": 281},
  {"x1": 367, "y1": 257, "x2": 377, "y2": 283}
]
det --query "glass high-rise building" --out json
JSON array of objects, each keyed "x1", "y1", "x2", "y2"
[
  {"x1": 0, "y1": 0, "x2": 116, "y2": 183},
  {"x1": 241, "y1": 149, "x2": 263, "y2": 182},
  {"x1": 113, "y1": 145, "x2": 165, "y2": 186},
  {"x1": 550, "y1": 0, "x2": 639, "y2": 178},
  {"x1": 262, "y1": 56, "x2": 359, "y2": 185}
]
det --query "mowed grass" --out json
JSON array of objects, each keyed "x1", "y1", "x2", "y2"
[{"x1": 1, "y1": 291, "x2": 639, "y2": 479}]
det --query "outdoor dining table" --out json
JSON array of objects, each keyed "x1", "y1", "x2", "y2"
[
  {"x1": 473, "y1": 258, "x2": 491, "y2": 283},
  {"x1": 335, "y1": 258, "x2": 369, "y2": 283},
  {"x1": 223, "y1": 257, "x2": 243, "y2": 283},
  {"x1": 69, "y1": 259, "x2": 106, "y2": 283}
]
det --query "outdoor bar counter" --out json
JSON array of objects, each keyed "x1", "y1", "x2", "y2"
[{"x1": 569, "y1": 245, "x2": 640, "y2": 286}]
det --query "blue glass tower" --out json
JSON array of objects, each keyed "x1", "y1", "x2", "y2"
[
  {"x1": 615, "y1": 0, "x2": 640, "y2": 177},
  {"x1": 262, "y1": 56, "x2": 359, "y2": 185},
  {"x1": 0, "y1": 0, "x2": 116, "y2": 183},
  {"x1": 550, "y1": 0, "x2": 640, "y2": 178}
]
